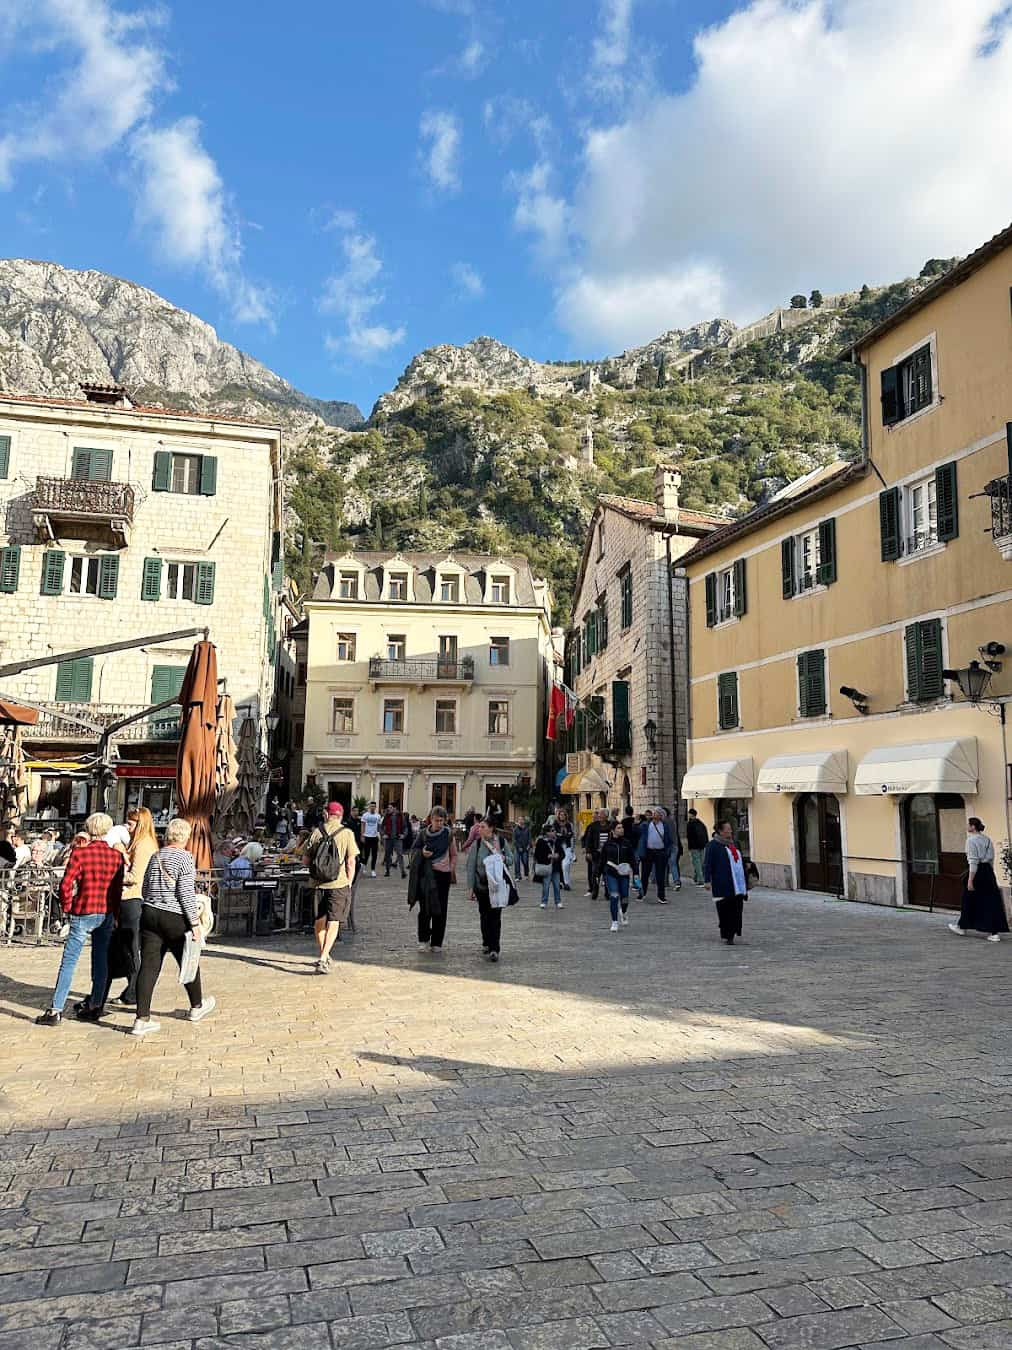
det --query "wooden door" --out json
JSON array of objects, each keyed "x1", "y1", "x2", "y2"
[
  {"x1": 797, "y1": 793, "x2": 843, "y2": 893},
  {"x1": 905, "y1": 793, "x2": 965, "y2": 909}
]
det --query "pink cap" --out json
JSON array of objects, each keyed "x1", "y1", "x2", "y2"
[{"x1": 327, "y1": 802, "x2": 344, "y2": 818}]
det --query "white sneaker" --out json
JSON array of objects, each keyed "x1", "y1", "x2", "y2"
[
  {"x1": 370, "y1": 870, "x2": 377, "y2": 878},
  {"x1": 947, "y1": 922, "x2": 966, "y2": 936},
  {"x1": 610, "y1": 921, "x2": 619, "y2": 932},
  {"x1": 620, "y1": 912, "x2": 629, "y2": 926},
  {"x1": 188, "y1": 997, "x2": 216, "y2": 1023},
  {"x1": 131, "y1": 1018, "x2": 160, "y2": 1037},
  {"x1": 557, "y1": 901, "x2": 564, "y2": 910},
  {"x1": 987, "y1": 934, "x2": 1002, "y2": 943},
  {"x1": 540, "y1": 902, "x2": 548, "y2": 909},
  {"x1": 418, "y1": 942, "x2": 430, "y2": 951},
  {"x1": 583, "y1": 891, "x2": 592, "y2": 897}
]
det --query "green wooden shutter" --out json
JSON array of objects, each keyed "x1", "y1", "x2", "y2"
[
  {"x1": 718, "y1": 671, "x2": 738, "y2": 730},
  {"x1": 40, "y1": 548, "x2": 65, "y2": 595},
  {"x1": 55, "y1": 657, "x2": 93, "y2": 702},
  {"x1": 97, "y1": 554, "x2": 119, "y2": 599},
  {"x1": 598, "y1": 597, "x2": 608, "y2": 649},
  {"x1": 816, "y1": 518, "x2": 837, "y2": 585},
  {"x1": 905, "y1": 619, "x2": 943, "y2": 702},
  {"x1": 195, "y1": 560, "x2": 215, "y2": 605},
  {"x1": 798, "y1": 649, "x2": 826, "y2": 717},
  {"x1": 152, "y1": 451, "x2": 171, "y2": 492},
  {"x1": 199, "y1": 455, "x2": 218, "y2": 496},
  {"x1": 0, "y1": 435, "x2": 10, "y2": 478},
  {"x1": 904, "y1": 623, "x2": 922, "y2": 702},
  {"x1": 880, "y1": 366, "x2": 900, "y2": 425},
  {"x1": 879, "y1": 487, "x2": 901, "y2": 561},
  {"x1": 72, "y1": 447, "x2": 112, "y2": 481},
  {"x1": 612, "y1": 680, "x2": 630, "y2": 751},
  {"x1": 732, "y1": 558, "x2": 747, "y2": 616},
  {"x1": 935, "y1": 461, "x2": 959, "y2": 541},
  {"x1": 781, "y1": 538, "x2": 796, "y2": 598},
  {"x1": 150, "y1": 664, "x2": 186, "y2": 704},
  {"x1": 0, "y1": 545, "x2": 20, "y2": 593},
  {"x1": 704, "y1": 572, "x2": 717, "y2": 627},
  {"x1": 141, "y1": 557, "x2": 162, "y2": 601}
]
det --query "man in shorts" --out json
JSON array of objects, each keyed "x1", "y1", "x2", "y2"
[{"x1": 302, "y1": 802, "x2": 359, "y2": 974}]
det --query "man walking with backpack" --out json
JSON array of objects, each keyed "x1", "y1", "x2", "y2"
[{"x1": 302, "y1": 802, "x2": 359, "y2": 974}]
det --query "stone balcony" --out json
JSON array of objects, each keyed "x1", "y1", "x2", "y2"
[
  {"x1": 368, "y1": 656, "x2": 475, "y2": 689},
  {"x1": 32, "y1": 476, "x2": 136, "y2": 546},
  {"x1": 28, "y1": 702, "x2": 180, "y2": 743}
]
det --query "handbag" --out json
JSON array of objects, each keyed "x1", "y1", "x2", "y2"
[
  {"x1": 504, "y1": 868, "x2": 520, "y2": 906},
  {"x1": 533, "y1": 861, "x2": 552, "y2": 879}
]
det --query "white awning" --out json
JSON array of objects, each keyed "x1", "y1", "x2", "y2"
[
  {"x1": 854, "y1": 738, "x2": 978, "y2": 796},
  {"x1": 681, "y1": 758, "x2": 753, "y2": 800},
  {"x1": 560, "y1": 767, "x2": 612, "y2": 795},
  {"x1": 757, "y1": 750, "x2": 849, "y2": 795}
]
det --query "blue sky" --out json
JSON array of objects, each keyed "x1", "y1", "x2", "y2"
[{"x1": 2, "y1": 1, "x2": 1012, "y2": 416}]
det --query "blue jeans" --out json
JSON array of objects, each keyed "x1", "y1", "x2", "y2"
[
  {"x1": 52, "y1": 912, "x2": 115, "y2": 1012},
  {"x1": 669, "y1": 853, "x2": 681, "y2": 885},
  {"x1": 605, "y1": 873, "x2": 630, "y2": 921},
  {"x1": 516, "y1": 849, "x2": 530, "y2": 878},
  {"x1": 540, "y1": 871, "x2": 561, "y2": 907}
]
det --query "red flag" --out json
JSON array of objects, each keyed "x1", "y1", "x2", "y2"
[
  {"x1": 546, "y1": 684, "x2": 566, "y2": 740},
  {"x1": 564, "y1": 688, "x2": 576, "y2": 730}
]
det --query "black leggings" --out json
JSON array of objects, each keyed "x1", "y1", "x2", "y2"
[
  {"x1": 478, "y1": 891, "x2": 502, "y2": 954},
  {"x1": 362, "y1": 837, "x2": 379, "y2": 870},
  {"x1": 136, "y1": 906, "x2": 203, "y2": 1019},
  {"x1": 103, "y1": 897, "x2": 142, "y2": 1004},
  {"x1": 418, "y1": 872, "x2": 452, "y2": 948}
]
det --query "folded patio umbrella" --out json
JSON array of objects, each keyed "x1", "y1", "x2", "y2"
[{"x1": 175, "y1": 640, "x2": 219, "y2": 871}]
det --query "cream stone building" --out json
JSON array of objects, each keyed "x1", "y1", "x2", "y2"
[
  {"x1": 683, "y1": 223, "x2": 1012, "y2": 908},
  {"x1": 301, "y1": 551, "x2": 554, "y2": 818},
  {"x1": 564, "y1": 467, "x2": 720, "y2": 829},
  {"x1": 0, "y1": 385, "x2": 283, "y2": 823}
]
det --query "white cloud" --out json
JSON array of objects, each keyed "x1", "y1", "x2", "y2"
[
  {"x1": 458, "y1": 39, "x2": 485, "y2": 76},
  {"x1": 0, "y1": 0, "x2": 165, "y2": 186},
  {"x1": 320, "y1": 221, "x2": 406, "y2": 362},
  {"x1": 130, "y1": 118, "x2": 272, "y2": 326},
  {"x1": 419, "y1": 109, "x2": 462, "y2": 194},
  {"x1": 510, "y1": 160, "x2": 569, "y2": 261},
  {"x1": 482, "y1": 96, "x2": 552, "y2": 153},
  {"x1": 450, "y1": 261, "x2": 484, "y2": 299},
  {"x1": 591, "y1": 0, "x2": 634, "y2": 75},
  {"x1": 556, "y1": 0, "x2": 1012, "y2": 350}
]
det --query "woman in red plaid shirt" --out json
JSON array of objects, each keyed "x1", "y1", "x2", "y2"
[{"x1": 36, "y1": 812, "x2": 124, "y2": 1028}]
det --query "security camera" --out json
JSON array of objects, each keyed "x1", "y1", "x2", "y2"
[{"x1": 981, "y1": 641, "x2": 1006, "y2": 657}]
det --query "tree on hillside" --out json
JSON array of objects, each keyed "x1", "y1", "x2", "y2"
[
  {"x1": 809, "y1": 289, "x2": 824, "y2": 308},
  {"x1": 790, "y1": 295, "x2": 807, "y2": 309}
]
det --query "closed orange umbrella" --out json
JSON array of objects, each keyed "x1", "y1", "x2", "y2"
[{"x1": 175, "y1": 640, "x2": 219, "y2": 871}]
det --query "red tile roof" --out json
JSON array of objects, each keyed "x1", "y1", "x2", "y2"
[
  {"x1": 599, "y1": 493, "x2": 725, "y2": 530},
  {"x1": 0, "y1": 390, "x2": 282, "y2": 430}
]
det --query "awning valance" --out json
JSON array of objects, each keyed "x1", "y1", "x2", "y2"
[
  {"x1": 0, "y1": 698, "x2": 38, "y2": 726},
  {"x1": 681, "y1": 758, "x2": 753, "y2": 800},
  {"x1": 757, "y1": 750, "x2": 849, "y2": 795},
  {"x1": 560, "y1": 767, "x2": 611, "y2": 795},
  {"x1": 854, "y1": 738, "x2": 978, "y2": 796}
]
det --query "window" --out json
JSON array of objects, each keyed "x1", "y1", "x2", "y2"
[
  {"x1": 338, "y1": 571, "x2": 359, "y2": 600},
  {"x1": 0, "y1": 545, "x2": 20, "y2": 594},
  {"x1": 297, "y1": 661, "x2": 307, "y2": 686},
  {"x1": 332, "y1": 697, "x2": 355, "y2": 733},
  {"x1": 435, "y1": 699, "x2": 457, "y2": 734},
  {"x1": 383, "y1": 698, "x2": 405, "y2": 733},
  {"x1": 611, "y1": 680, "x2": 631, "y2": 752},
  {"x1": 172, "y1": 454, "x2": 201, "y2": 494},
  {"x1": 488, "y1": 700, "x2": 510, "y2": 735},
  {"x1": 386, "y1": 634, "x2": 406, "y2": 662},
  {"x1": 572, "y1": 629, "x2": 582, "y2": 677},
  {"x1": 432, "y1": 782, "x2": 457, "y2": 814},
  {"x1": 165, "y1": 562, "x2": 198, "y2": 601},
  {"x1": 293, "y1": 721, "x2": 304, "y2": 749},
  {"x1": 388, "y1": 572, "x2": 408, "y2": 600},
  {"x1": 879, "y1": 464, "x2": 957, "y2": 561},
  {"x1": 705, "y1": 560, "x2": 746, "y2": 625},
  {"x1": 439, "y1": 574, "x2": 460, "y2": 603},
  {"x1": 717, "y1": 671, "x2": 739, "y2": 730},
  {"x1": 55, "y1": 657, "x2": 94, "y2": 702},
  {"x1": 597, "y1": 595, "x2": 609, "y2": 651},
  {"x1": 490, "y1": 636, "x2": 510, "y2": 667},
  {"x1": 490, "y1": 575, "x2": 511, "y2": 604},
  {"x1": 620, "y1": 566, "x2": 633, "y2": 629},
  {"x1": 71, "y1": 447, "x2": 112, "y2": 481},
  {"x1": 905, "y1": 619, "x2": 944, "y2": 702},
  {"x1": 597, "y1": 517, "x2": 606, "y2": 560},
  {"x1": 54, "y1": 553, "x2": 119, "y2": 600},
  {"x1": 152, "y1": 450, "x2": 217, "y2": 495},
  {"x1": 797, "y1": 649, "x2": 826, "y2": 718},
  {"x1": 438, "y1": 635, "x2": 458, "y2": 674},
  {"x1": 336, "y1": 633, "x2": 357, "y2": 661},
  {"x1": 584, "y1": 609, "x2": 598, "y2": 659},
  {"x1": 0, "y1": 435, "x2": 10, "y2": 478},
  {"x1": 881, "y1": 343, "x2": 933, "y2": 426},
  {"x1": 782, "y1": 520, "x2": 836, "y2": 596}
]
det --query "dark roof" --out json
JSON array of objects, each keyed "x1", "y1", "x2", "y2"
[
  {"x1": 598, "y1": 493, "x2": 724, "y2": 533},
  {"x1": 680, "y1": 460, "x2": 869, "y2": 567},
  {"x1": 840, "y1": 221, "x2": 1012, "y2": 359},
  {"x1": 311, "y1": 551, "x2": 543, "y2": 608}
]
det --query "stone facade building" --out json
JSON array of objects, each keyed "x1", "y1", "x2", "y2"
[
  {"x1": 0, "y1": 387, "x2": 283, "y2": 823},
  {"x1": 564, "y1": 467, "x2": 719, "y2": 830},
  {"x1": 301, "y1": 551, "x2": 555, "y2": 819}
]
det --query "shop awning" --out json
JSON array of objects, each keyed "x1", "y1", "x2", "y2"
[
  {"x1": 560, "y1": 767, "x2": 612, "y2": 795},
  {"x1": 757, "y1": 750, "x2": 849, "y2": 795},
  {"x1": 681, "y1": 758, "x2": 753, "y2": 800},
  {"x1": 0, "y1": 698, "x2": 38, "y2": 726},
  {"x1": 854, "y1": 738, "x2": 978, "y2": 796}
]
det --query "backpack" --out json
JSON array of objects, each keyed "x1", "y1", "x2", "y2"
[{"x1": 310, "y1": 825, "x2": 348, "y2": 884}]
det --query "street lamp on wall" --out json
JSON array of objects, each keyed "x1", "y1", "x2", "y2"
[
  {"x1": 643, "y1": 718, "x2": 657, "y2": 754},
  {"x1": 942, "y1": 660, "x2": 994, "y2": 704}
]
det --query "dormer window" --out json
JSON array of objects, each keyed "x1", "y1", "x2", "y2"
[
  {"x1": 439, "y1": 575, "x2": 460, "y2": 603},
  {"x1": 388, "y1": 572, "x2": 408, "y2": 600},
  {"x1": 490, "y1": 575, "x2": 511, "y2": 604},
  {"x1": 338, "y1": 570, "x2": 359, "y2": 600}
]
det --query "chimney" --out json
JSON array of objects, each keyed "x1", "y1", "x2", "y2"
[
  {"x1": 80, "y1": 383, "x2": 133, "y2": 409},
  {"x1": 654, "y1": 463, "x2": 681, "y2": 523}
]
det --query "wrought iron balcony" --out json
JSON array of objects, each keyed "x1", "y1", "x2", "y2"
[
  {"x1": 32, "y1": 476, "x2": 135, "y2": 545},
  {"x1": 368, "y1": 656, "x2": 475, "y2": 685},
  {"x1": 29, "y1": 702, "x2": 180, "y2": 743},
  {"x1": 985, "y1": 474, "x2": 1012, "y2": 557},
  {"x1": 588, "y1": 718, "x2": 632, "y2": 761}
]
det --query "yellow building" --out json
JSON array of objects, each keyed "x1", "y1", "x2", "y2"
[
  {"x1": 301, "y1": 551, "x2": 555, "y2": 819},
  {"x1": 682, "y1": 224, "x2": 1012, "y2": 908}
]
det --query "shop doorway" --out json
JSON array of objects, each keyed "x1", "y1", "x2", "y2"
[
  {"x1": 378, "y1": 782, "x2": 404, "y2": 811},
  {"x1": 432, "y1": 782, "x2": 457, "y2": 818},
  {"x1": 484, "y1": 783, "x2": 510, "y2": 821},
  {"x1": 795, "y1": 793, "x2": 843, "y2": 893},
  {"x1": 326, "y1": 780, "x2": 353, "y2": 814},
  {"x1": 715, "y1": 798, "x2": 751, "y2": 861},
  {"x1": 904, "y1": 793, "x2": 965, "y2": 909}
]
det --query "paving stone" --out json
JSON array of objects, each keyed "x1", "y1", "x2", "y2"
[
  {"x1": 592, "y1": 1272, "x2": 711, "y2": 1312},
  {"x1": 652, "y1": 1295, "x2": 776, "y2": 1335},
  {"x1": 930, "y1": 1286, "x2": 1012, "y2": 1324},
  {"x1": 140, "y1": 1306, "x2": 219, "y2": 1343},
  {"x1": 754, "y1": 1306, "x2": 906, "y2": 1348},
  {"x1": 326, "y1": 1311, "x2": 416, "y2": 1347},
  {"x1": 506, "y1": 1316, "x2": 609, "y2": 1350},
  {"x1": 880, "y1": 1299, "x2": 957, "y2": 1334},
  {"x1": 193, "y1": 1328, "x2": 331, "y2": 1350},
  {"x1": 218, "y1": 1295, "x2": 294, "y2": 1334}
]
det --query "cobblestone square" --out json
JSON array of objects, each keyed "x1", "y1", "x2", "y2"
[{"x1": 1, "y1": 877, "x2": 1010, "y2": 1348}]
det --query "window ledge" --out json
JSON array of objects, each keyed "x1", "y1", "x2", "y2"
[
  {"x1": 792, "y1": 713, "x2": 832, "y2": 725},
  {"x1": 897, "y1": 540, "x2": 947, "y2": 567},
  {"x1": 885, "y1": 397, "x2": 941, "y2": 432},
  {"x1": 788, "y1": 583, "x2": 829, "y2": 601},
  {"x1": 712, "y1": 615, "x2": 741, "y2": 631},
  {"x1": 717, "y1": 725, "x2": 743, "y2": 734}
]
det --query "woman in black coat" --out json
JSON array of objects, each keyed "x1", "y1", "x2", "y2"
[{"x1": 703, "y1": 820, "x2": 749, "y2": 944}]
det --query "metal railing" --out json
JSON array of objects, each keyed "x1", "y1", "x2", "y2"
[
  {"x1": 29, "y1": 701, "x2": 180, "y2": 742},
  {"x1": 33, "y1": 475, "x2": 136, "y2": 521},
  {"x1": 985, "y1": 474, "x2": 1012, "y2": 540},
  {"x1": 368, "y1": 656, "x2": 475, "y2": 682}
]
